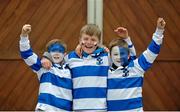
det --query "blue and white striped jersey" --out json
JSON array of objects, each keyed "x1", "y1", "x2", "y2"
[
  {"x1": 107, "y1": 28, "x2": 164, "y2": 112},
  {"x1": 19, "y1": 36, "x2": 72, "y2": 111},
  {"x1": 66, "y1": 48, "x2": 109, "y2": 111}
]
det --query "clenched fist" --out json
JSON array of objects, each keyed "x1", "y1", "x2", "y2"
[
  {"x1": 114, "y1": 27, "x2": 129, "y2": 39},
  {"x1": 157, "y1": 18, "x2": 166, "y2": 29},
  {"x1": 21, "y1": 24, "x2": 31, "y2": 36}
]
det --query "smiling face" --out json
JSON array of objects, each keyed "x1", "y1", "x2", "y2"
[
  {"x1": 111, "y1": 46, "x2": 129, "y2": 67},
  {"x1": 46, "y1": 39, "x2": 66, "y2": 64},
  {"x1": 80, "y1": 33, "x2": 99, "y2": 54},
  {"x1": 50, "y1": 52, "x2": 64, "y2": 64}
]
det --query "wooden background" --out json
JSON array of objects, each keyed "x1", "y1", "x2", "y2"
[{"x1": 0, "y1": 0, "x2": 179, "y2": 110}]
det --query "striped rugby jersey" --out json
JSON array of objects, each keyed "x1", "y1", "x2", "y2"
[
  {"x1": 107, "y1": 28, "x2": 164, "y2": 112},
  {"x1": 66, "y1": 48, "x2": 109, "y2": 111},
  {"x1": 19, "y1": 36, "x2": 72, "y2": 111}
]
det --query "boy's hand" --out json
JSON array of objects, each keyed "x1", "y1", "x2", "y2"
[
  {"x1": 157, "y1": 18, "x2": 166, "y2": 29},
  {"x1": 21, "y1": 24, "x2": 31, "y2": 36},
  {"x1": 114, "y1": 27, "x2": 129, "y2": 39},
  {"x1": 41, "y1": 57, "x2": 52, "y2": 70}
]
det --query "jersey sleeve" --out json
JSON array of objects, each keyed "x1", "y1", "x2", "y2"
[
  {"x1": 19, "y1": 35, "x2": 42, "y2": 74},
  {"x1": 124, "y1": 37, "x2": 137, "y2": 61},
  {"x1": 135, "y1": 28, "x2": 164, "y2": 73}
]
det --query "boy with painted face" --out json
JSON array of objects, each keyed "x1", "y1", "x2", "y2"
[
  {"x1": 107, "y1": 18, "x2": 166, "y2": 111},
  {"x1": 42, "y1": 24, "x2": 109, "y2": 111},
  {"x1": 111, "y1": 27, "x2": 137, "y2": 69},
  {"x1": 19, "y1": 24, "x2": 72, "y2": 111}
]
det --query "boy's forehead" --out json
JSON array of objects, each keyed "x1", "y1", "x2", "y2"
[
  {"x1": 111, "y1": 46, "x2": 128, "y2": 52},
  {"x1": 81, "y1": 33, "x2": 99, "y2": 40}
]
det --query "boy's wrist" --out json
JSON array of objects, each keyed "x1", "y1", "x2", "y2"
[
  {"x1": 155, "y1": 28, "x2": 164, "y2": 36},
  {"x1": 20, "y1": 35, "x2": 29, "y2": 43},
  {"x1": 124, "y1": 36, "x2": 132, "y2": 45}
]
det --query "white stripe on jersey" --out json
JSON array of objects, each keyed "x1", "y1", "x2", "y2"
[
  {"x1": 73, "y1": 98, "x2": 106, "y2": 110},
  {"x1": 108, "y1": 87, "x2": 142, "y2": 100},
  {"x1": 108, "y1": 107, "x2": 143, "y2": 112},
  {"x1": 19, "y1": 37, "x2": 30, "y2": 51},
  {"x1": 68, "y1": 56, "x2": 109, "y2": 68},
  {"x1": 24, "y1": 53, "x2": 38, "y2": 66},
  {"x1": 36, "y1": 103, "x2": 69, "y2": 112},
  {"x1": 73, "y1": 76, "x2": 107, "y2": 89},
  {"x1": 143, "y1": 48, "x2": 158, "y2": 63},
  {"x1": 39, "y1": 83, "x2": 72, "y2": 101}
]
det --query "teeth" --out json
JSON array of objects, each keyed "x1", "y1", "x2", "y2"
[{"x1": 85, "y1": 46, "x2": 93, "y2": 48}]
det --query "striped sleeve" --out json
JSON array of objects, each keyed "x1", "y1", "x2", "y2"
[
  {"x1": 137, "y1": 28, "x2": 164, "y2": 72},
  {"x1": 124, "y1": 37, "x2": 137, "y2": 61},
  {"x1": 19, "y1": 36, "x2": 42, "y2": 73}
]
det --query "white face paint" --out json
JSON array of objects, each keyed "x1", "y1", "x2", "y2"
[
  {"x1": 50, "y1": 52, "x2": 64, "y2": 64},
  {"x1": 111, "y1": 46, "x2": 129, "y2": 67}
]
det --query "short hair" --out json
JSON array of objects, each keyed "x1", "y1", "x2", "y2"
[
  {"x1": 80, "y1": 24, "x2": 101, "y2": 40},
  {"x1": 46, "y1": 39, "x2": 67, "y2": 52},
  {"x1": 109, "y1": 38, "x2": 129, "y2": 54}
]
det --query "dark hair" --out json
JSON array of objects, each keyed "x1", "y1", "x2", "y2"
[{"x1": 46, "y1": 39, "x2": 67, "y2": 52}]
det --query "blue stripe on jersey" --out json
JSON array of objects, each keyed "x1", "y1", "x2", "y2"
[
  {"x1": 108, "y1": 77, "x2": 143, "y2": 89},
  {"x1": 40, "y1": 72, "x2": 72, "y2": 89},
  {"x1": 129, "y1": 56, "x2": 136, "y2": 62},
  {"x1": 68, "y1": 51, "x2": 80, "y2": 59},
  {"x1": 107, "y1": 97, "x2": 142, "y2": 111},
  {"x1": 68, "y1": 51, "x2": 108, "y2": 59},
  {"x1": 38, "y1": 93, "x2": 72, "y2": 111},
  {"x1": 72, "y1": 66, "x2": 109, "y2": 78},
  {"x1": 73, "y1": 87, "x2": 107, "y2": 99},
  {"x1": 30, "y1": 58, "x2": 41, "y2": 71},
  {"x1": 148, "y1": 40, "x2": 161, "y2": 54},
  {"x1": 20, "y1": 48, "x2": 33, "y2": 59},
  {"x1": 128, "y1": 61, "x2": 134, "y2": 67},
  {"x1": 138, "y1": 54, "x2": 152, "y2": 71}
]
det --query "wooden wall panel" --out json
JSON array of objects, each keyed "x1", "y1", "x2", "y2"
[
  {"x1": 0, "y1": 0, "x2": 86, "y2": 110},
  {"x1": 104, "y1": 0, "x2": 180, "y2": 110}
]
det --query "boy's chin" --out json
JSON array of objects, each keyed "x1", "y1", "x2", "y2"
[{"x1": 83, "y1": 48, "x2": 95, "y2": 54}]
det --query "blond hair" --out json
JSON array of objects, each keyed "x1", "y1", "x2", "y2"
[
  {"x1": 80, "y1": 24, "x2": 101, "y2": 40},
  {"x1": 46, "y1": 39, "x2": 67, "y2": 52}
]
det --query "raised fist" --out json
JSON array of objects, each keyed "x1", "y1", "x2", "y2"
[
  {"x1": 114, "y1": 27, "x2": 129, "y2": 39},
  {"x1": 21, "y1": 24, "x2": 31, "y2": 35},
  {"x1": 157, "y1": 18, "x2": 166, "y2": 29}
]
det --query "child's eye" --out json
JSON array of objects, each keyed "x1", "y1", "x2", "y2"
[
  {"x1": 91, "y1": 38, "x2": 96, "y2": 42},
  {"x1": 83, "y1": 38, "x2": 88, "y2": 41}
]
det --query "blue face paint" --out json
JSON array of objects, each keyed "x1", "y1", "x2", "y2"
[
  {"x1": 119, "y1": 47, "x2": 129, "y2": 67},
  {"x1": 48, "y1": 43, "x2": 65, "y2": 53}
]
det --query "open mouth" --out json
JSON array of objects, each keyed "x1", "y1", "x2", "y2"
[{"x1": 85, "y1": 45, "x2": 93, "y2": 49}]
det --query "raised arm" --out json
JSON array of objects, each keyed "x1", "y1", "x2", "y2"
[
  {"x1": 136, "y1": 18, "x2": 166, "y2": 73},
  {"x1": 114, "y1": 27, "x2": 136, "y2": 61},
  {"x1": 19, "y1": 24, "x2": 42, "y2": 73}
]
